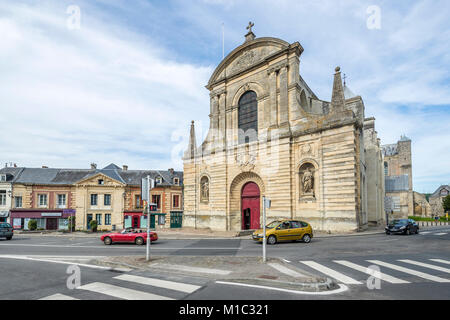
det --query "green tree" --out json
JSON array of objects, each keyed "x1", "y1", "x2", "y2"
[
  {"x1": 89, "y1": 219, "x2": 98, "y2": 232},
  {"x1": 443, "y1": 195, "x2": 450, "y2": 214},
  {"x1": 28, "y1": 219, "x2": 37, "y2": 231}
]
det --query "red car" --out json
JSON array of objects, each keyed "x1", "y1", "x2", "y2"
[{"x1": 101, "y1": 228, "x2": 158, "y2": 245}]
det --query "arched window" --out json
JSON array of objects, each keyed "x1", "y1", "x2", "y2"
[
  {"x1": 238, "y1": 91, "x2": 258, "y2": 144},
  {"x1": 384, "y1": 162, "x2": 388, "y2": 176}
]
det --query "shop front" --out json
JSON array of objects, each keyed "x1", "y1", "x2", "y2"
[
  {"x1": 10, "y1": 209, "x2": 75, "y2": 230},
  {"x1": 124, "y1": 211, "x2": 167, "y2": 229}
]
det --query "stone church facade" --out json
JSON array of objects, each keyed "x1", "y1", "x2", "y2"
[{"x1": 183, "y1": 26, "x2": 384, "y2": 233}]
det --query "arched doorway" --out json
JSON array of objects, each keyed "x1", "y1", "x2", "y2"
[{"x1": 241, "y1": 182, "x2": 260, "y2": 230}]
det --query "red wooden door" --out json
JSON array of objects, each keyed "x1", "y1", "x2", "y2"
[{"x1": 241, "y1": 182, "x2": 260, "y2": 230}]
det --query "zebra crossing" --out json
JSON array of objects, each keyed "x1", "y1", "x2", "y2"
[
  {"x1": 298, "y1": 258, "x2": 450, "y2": 285},
  {"x1": 38, "y1": 273, "x2": 203, "y2": 300}
]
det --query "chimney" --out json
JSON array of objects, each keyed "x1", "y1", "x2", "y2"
[
  {"x1": 42, "y1": 166, "x2": 48, "y2": 169},
  {"x1": 91, "y1": 163, "x2": 97, "y2": 170},
  {"x1": 13, "y1": 163, "x2": 17, "y2": 168},
  {"x1": 168, "y1": 168, "x2": 174, "y2": 174},
  {"x1": 123, "y1": 165, "x2": 128, "y2": 171}
]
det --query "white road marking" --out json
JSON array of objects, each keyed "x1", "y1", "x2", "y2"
[
  {"x1": 333, "y1": 260, "x2": 409, "y2": 284},
  {"x1": 0, "y1": 255, "x2": 131, "y2": 272},
  {"x1": 367, "y1": 260, "x2": 450, "y2": 283},
  {"x1": 268, "y1": 263, "x2": 307, "y2": 278},
  {"x1": 429, "y1": 259, "x2": 450, "y2": 265},
  {"x1": 420, "y1": 232, "x2": 431, "y2": 234},
  {"x1": 432, "y1": 233, "x2": 448, "y2": 236},
  {"x1": 39, "y1": 293, "x2": 79, "y2": 300},
  {"x1": 399, "y1": 259, "x2": 450, "y2": 274},
  {"x1": 76, "y1": 282, "x2": 173, "y2": 300},
  {"x1": 114, "y1": 274, "x2": 201, "y2": 294},
  {"x1": 299, "y1": 261, "x2": 362, "y2": 284},
  {"x1": 282, "y1": 259, "x2": 291, "y2": 263},
  {"x1": 0, "y1": 243, "x2": 239, "y2": 250},
  {"x1": 150, "y1": 263, "x2": 231, "y2": 275},
  {"x1": 215, "y1": 281, "x2": 349, "y2": 295}
]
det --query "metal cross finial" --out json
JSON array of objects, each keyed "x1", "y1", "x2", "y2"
[
  {"x1": 246, "y1": 21, "x2": 254, "y2": 33},
  {"x1": 343, "y1": 73, "x2": 347, "y2": 86}
]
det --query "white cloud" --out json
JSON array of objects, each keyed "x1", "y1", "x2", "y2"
[
  {"x1": 0, "y1": 0, "x2": 449, "y2": 192},
  {"x1": 0, "y1": 1, "x2": 212, "y2": 171}
]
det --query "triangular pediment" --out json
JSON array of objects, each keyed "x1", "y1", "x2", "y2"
[
  {"x1": 207, "y1": 37, "x2": 298, "y2": 89},
  {"x1": 75, "y1": 172, "x2": 125, "y2": 186}
]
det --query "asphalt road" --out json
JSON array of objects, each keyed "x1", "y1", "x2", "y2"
[{"x1": 0, "y1": 226, "x2": 449, "y2": 300}]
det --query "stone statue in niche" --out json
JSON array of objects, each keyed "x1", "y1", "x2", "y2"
[
  {"x1": 200, "y1": 177, "x2": 209, "y2": 202},
  {"x1": 302, "y1": 167, "x2": 314, "y2": 193},
  {"x1": 300, "y1": 163, "x2": 315, "y2": 199}
]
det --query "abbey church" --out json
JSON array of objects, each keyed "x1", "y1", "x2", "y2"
[{"x1": 183, "y1": 25, "x2": 385, "y2": 233}]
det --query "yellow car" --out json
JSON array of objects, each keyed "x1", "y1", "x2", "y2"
[{"x1": 252, "y1": 220, "x2": 313, "y2": 245}]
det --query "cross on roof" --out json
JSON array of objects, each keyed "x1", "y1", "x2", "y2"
[
  {"x1": 343, "y1": 73, "x2": 347, "y2": 86},
  {"x1": 246, "y1": 21, "x2": 254, "y2": 33}
]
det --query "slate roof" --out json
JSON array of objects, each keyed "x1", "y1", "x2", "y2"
[
  {"x1": 430, "y1": 185, "x2": 450, "y2": 199},
  {"x1": 2, "y1": 164, "x2": 183, "y2": 187},
  {"x1": 0, "y1": 167, "x2": 25, "y2": 182}
]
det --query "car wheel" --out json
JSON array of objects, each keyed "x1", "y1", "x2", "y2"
[
  {"x1": 302, "y1": 234, "x2": 312, "y2": 243},
  {"x1": 385, "y1": 231, "x2": 390, "y2": 235},
  {"x1": 416, "y1": 228, "x2": 419, "y2": 234},
  {"x1": 103, "y1": 237, "x2": 112, "y2": 245},
  {"x1": 406, "y1": 228, "x2": 411, "y2": 235},
  {"x1": 6, "y1": 237, "x2": 12, "y2": 240},
  {"x1": 135, "y1": 237, "x2": 144, "y2": 246},
  {"x1": 267, "y1": 235, "x2": 277, "y2": 245}
]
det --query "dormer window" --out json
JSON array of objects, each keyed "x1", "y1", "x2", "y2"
[
  {"x1": 98, "y1": 179, "x2": 104, "y2": 185},
  {"x1": 174, "y1": 177, "x2": 179, "y2": 185},
  {"x1": 0, "y1": 175, "x2": 6, "y2": 182},
  {"x1": 156, "y1": 177, "x2": 162, "y2": 184}
]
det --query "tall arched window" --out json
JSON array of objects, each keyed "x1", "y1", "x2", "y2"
[
  {"x1": 238, "y1": 91, "x2": 258, "y2": 144},
  {"x1": 384, "y1": 162, "x2": 388, "y2": 176}
]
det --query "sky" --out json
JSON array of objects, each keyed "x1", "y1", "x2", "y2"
[{"x1": 0, "y1": 0, "x2": 449, "y2": 193}]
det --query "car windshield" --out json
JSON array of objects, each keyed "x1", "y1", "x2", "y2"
[
  {"x1": 0, "y1": 223, "x2": 11, "y2": 228},
  {"x1": 266, "y1": 221, "x2": 281, "y2": 229},
  {"x1": 390, "y1": 219, "x2": 408, "y2": 225}
]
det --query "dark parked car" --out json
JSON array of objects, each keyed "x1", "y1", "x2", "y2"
[
  {"x1": 385, "y1": 219, "x2": 419, "y2": 235},
  {"x1": 0, "y1": 223, "x2": 13, "y2": 240}
]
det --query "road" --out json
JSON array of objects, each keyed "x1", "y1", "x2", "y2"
[{"x1": 0, "y1": 226, "x2": 449, "y2": 300}]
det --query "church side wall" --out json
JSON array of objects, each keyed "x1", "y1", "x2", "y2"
[{"x1": 294, "y1": 124, "x2": 359, "y2": 233}]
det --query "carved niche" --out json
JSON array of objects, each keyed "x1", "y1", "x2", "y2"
[{"x1": 200, "y1": 176, "x2": 210, "y2": 203}]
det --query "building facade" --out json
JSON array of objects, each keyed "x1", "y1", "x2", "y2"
[
  {"x1": 183, "y1": 26, "x2": 384, "y2": 233},
  {"x1": 0, "y1": 167, "x2": 23, "y2": 223},
  {"x1": 382, "y1": 136, "x2": 414, "y2": 218},
  {"x1": 429, "y1": 185, "x2": 450, "y2": 217},
  {"x1": 1, "y1": 164, "x2": 183, "y2": 231}
]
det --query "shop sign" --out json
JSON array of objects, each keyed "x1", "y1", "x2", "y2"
[{"x1": 41, "y1": 212, "x2": 62, "y2": 217}]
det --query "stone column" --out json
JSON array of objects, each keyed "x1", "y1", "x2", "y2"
[
  {"x1": 268, "y1": 69, "x2": 278, "y2": 127},
  {"x1": 218, "y1": 92, "x2": 227, "y2": 149},
  {"x1": 279, "y1": 66, "x2": 289, "y2": 125}
]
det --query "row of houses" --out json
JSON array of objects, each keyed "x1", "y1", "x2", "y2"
[{"x1": 0, "y1": 163, "x2": 183, "y2": 231}]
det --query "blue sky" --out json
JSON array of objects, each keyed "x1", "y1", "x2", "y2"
[{"x1": 0, "y1": 0, "x2": 449, "y2": 193}]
